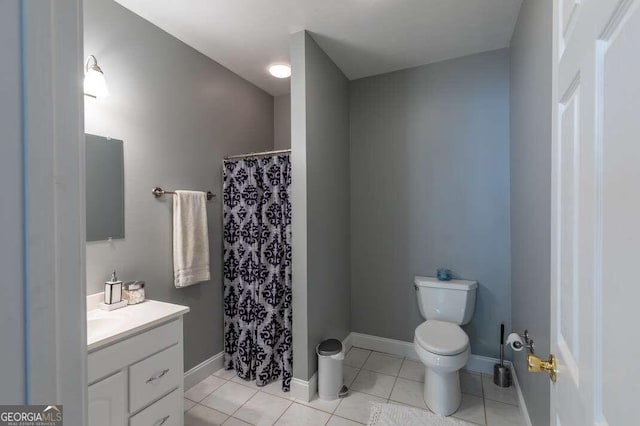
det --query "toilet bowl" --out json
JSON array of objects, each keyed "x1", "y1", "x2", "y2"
[
  {"x1": 413, "y1": 276, "x2": 477, "y2": 416},
  {"x1": 414, "y1": 320, "x2": 470, "y2": 415}
]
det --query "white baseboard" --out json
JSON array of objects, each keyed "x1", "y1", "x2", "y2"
[
  {"x1": 290, "y1": 372, "x2": 317, "y2": 402},
  {"x1": 510, "y1": 363, "x2": 533, "y2": 426},
  {"x1": 465, "y1": 354, "x2": 507, "y2": 375},
  {"x1": 347, "y1": 332, "x2": 503, "y2": 376},
  {"x1": 184, "y1": 351, "x2": 225, "y2": 390},
  {"x1": 342, "y1": 332, "x2": 353, "y2": 354},
  {"x1": 350, "y1": 332, "x2": 419, "y2": 360}
]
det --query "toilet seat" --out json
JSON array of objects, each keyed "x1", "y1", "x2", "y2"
[{"x1": 415, "y1": 320, "x2": 469, "y2": 356}]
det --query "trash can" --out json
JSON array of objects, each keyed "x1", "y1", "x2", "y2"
[{"x1": 316, "y1": 339, "x2": 349, "y2": 400}]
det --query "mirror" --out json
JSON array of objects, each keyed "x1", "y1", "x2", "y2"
[{"x1": 86, "y1": 134, "x2": 125, "y2": 241}]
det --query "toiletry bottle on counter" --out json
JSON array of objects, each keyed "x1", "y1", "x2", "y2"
[{"x1": 104, "y1": 270, "x2": 123, "y2": 304}]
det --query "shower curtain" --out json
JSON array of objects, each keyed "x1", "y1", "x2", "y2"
[{"x1": 223, "y1": 155, "x2": 292, "y2": 391}]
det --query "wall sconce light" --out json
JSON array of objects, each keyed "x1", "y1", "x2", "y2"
[{"x1": 84, "y1": 55, "x2": 109, "y2": 98}]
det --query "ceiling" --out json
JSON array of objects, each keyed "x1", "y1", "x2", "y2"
[{"x1": 114, "y1": 0, "x2": 523, "y2": 96}]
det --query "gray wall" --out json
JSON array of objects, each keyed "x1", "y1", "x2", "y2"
[
  {"x1": 274, "y1": 94, "x2": 291, "y2": 150},
  {"x1": 350, "y1": 49, "x2": 511, "y2": 359},
  {"x1": 84, "y1": 0, "x2": 274, "y2": 370},
  {"x1": 0, "y1": 0, "x2": 25, "y2": 403},
  {"x1": 290, "y1": 31, "x2": 309, "y2": 380},
  {"x1": 291, "y1": 31, "x2": 351, "y2": 380},
  {"x1": 510, "y1": 1, "x2": 552, "y2": 424}
]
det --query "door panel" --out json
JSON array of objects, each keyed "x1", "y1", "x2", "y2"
[
  {"x1": 561, "y1": 0, "x2": 579, "y2": 37},
  {"x1": 558, "y1": 77, "x2": 581, "y2": 386},
  {"x1": 600, "y1": 3, "x2": 640, "y2": 424},
  {"x1": 552, "y1": 0, "x2": 640, "y2": 424},
  {"x1": 559, "y1": 0, "x2": 581, "y2": 56}
]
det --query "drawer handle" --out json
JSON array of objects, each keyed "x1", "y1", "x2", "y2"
[
  {"x1": 146, "y1": 368, "x2": 170, "y2": 384},
  {"x1": 153, "y1": 415, "x2": 170, "y2": 426}
]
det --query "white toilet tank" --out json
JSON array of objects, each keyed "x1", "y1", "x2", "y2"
[{"x1": 414, "y1": 276, "x2": 477, "y2": 325}]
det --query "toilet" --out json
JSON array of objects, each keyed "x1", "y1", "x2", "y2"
[{"x1": 413, "y1": 276, "x2": 477, "y2": 416}]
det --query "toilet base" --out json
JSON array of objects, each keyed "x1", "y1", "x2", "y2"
[{"x1": 423, "y1": 367, "x2": 462, "y2": 416}]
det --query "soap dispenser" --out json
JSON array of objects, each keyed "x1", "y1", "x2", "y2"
[
  {"x1": 99, "y1": 270, "x2": 127, "y2": 311},
  {"x1": 104, "y1": 270, "x2": 123, "y2": 304}
]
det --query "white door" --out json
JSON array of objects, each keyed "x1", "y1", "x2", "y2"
[
  {"x1": 552, "y1": 0, "x2": 640, "y2": 425},
  {"x1": 88, "y1": 372, "x2": 127, "y2": 426}
]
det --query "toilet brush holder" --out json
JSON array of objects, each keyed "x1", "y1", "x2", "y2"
[
  {"x1": 493, "y1": 323, "x2": 512, "y2": 388},
  {"x1": 493, "y1": 363, "x2": 512, "y2": 388}
]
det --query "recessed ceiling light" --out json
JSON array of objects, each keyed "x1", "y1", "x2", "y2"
[{"x1": 269, "y1": 64, "x2": 291, "y2": 79}]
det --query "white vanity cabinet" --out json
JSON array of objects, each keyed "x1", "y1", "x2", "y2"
[
  {"x1": 88, "y1": 371, "x2": 127, "y2": 426},
  {"x1": 87, "y1": 299, "x2": 189, "y2": 426}
]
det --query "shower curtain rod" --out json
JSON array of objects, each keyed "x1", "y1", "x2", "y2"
[{"x1": 224, "y1": 149, "x2": 291, "y2": 160}]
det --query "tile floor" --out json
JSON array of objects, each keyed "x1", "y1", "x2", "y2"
[{"x1": 184, "y1": 347, "x2": 524, "y2": 426}]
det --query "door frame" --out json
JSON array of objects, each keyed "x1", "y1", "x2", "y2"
[
  {"x1": 21, "y1": 1, "x2": 87, "y2": 424},
  {"x1": 550, "y1": 0, "x2": 559, "y2": 422}
]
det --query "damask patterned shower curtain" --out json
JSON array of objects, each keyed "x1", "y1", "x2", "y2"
[{"x1": 223, "y1": 155, "x2": 292, "y2": 391}]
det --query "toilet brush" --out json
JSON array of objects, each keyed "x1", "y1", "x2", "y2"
[{"x1": 493, "y1": 323, "x2": 512, "y2": 388}]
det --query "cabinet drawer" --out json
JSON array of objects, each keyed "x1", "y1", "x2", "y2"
[
  {"x1": 129, "y1": 344, "x2": 181, "y2": 413},
  {"x1": 89, "y1": 319, "x2": 181, "y2": 384},
  {"x1": 130, "y1": 388, "x2": 181, "y2": 426}
]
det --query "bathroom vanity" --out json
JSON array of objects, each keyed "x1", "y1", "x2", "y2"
[{"x1": 87, "y1": 294, "x2": 189, "y2": 426}]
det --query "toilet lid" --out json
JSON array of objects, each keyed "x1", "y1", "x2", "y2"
[{"x1": 415, "y1": 320, "x2": 469, "y2": 356}]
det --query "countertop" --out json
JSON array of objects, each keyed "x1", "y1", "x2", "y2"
[{"x1": 87, "y1": 293, "x2": 189, "y2": 352}]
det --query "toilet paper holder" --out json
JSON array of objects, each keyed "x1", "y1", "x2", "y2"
[
  {"x1": 521, "y1": 330, "x2": 536, "y2": 353},
  {"x1": 507, "y1": 330, "x2": 536, "y2": 353}
]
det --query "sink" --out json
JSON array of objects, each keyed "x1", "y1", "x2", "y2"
[{"x1": 87, "y1": 311, "x2": 128, "y2": 342}]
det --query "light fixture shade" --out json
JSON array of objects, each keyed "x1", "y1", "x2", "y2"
[
  {"x1": 84, "y1": 55, "x2": 109, "y2": 98},
  {"x1": 268, "y1": 64, "x2": 291, "y2": 79}
]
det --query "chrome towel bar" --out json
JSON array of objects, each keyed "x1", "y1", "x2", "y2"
[{"x1": 152, "y1": 187, "x2": 215, "y2": 201}]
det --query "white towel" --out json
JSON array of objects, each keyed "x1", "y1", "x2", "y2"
[{"x1": 173, "y1": 190, "x2": 210, "y2": 287}]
